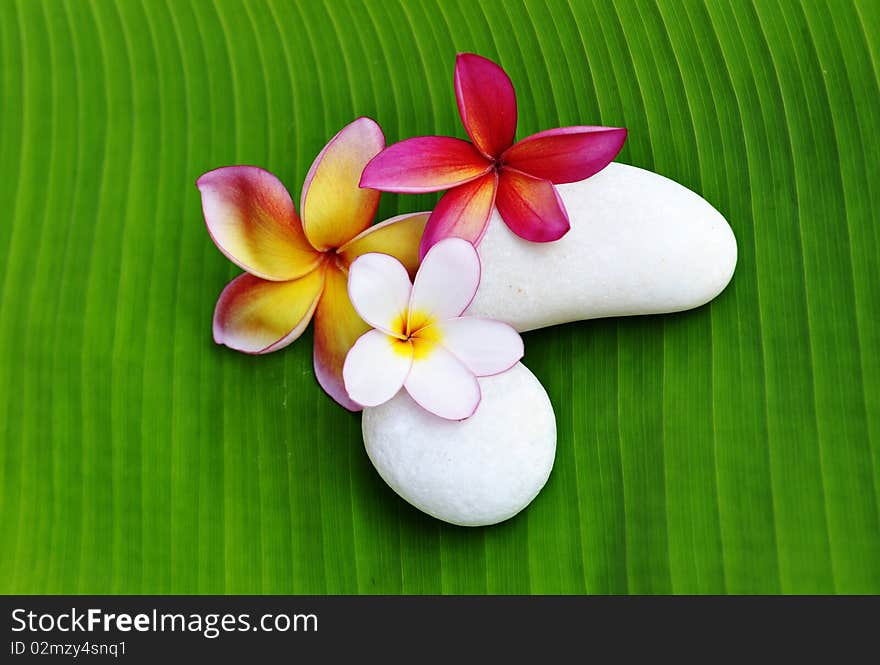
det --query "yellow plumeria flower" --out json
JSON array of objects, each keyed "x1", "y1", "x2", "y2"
[{"x1": 197, "y1": 118, "x2": 428, "y2": 410}]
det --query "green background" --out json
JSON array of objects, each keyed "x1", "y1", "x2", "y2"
[{"x1": 2, "y1": 0, "x2": 878, "y2": 594}]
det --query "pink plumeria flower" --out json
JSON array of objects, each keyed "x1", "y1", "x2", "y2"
[
  {"x1": 197, "y1": 118, "x2": 430, "y2": 411},
  {"x1": 360, "y1": 53, "x2": 628, "y2": 258},
  {"x1": 342, "y1": 238, "x2": 523, "y2": 420}
]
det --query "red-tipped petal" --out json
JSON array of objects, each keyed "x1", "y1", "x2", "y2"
[
  {"x1": 300, "y1": 117, "x2": 385, "y2": 250},
  {"x1": 197, "y1": 166, "x2": 320, "y2": 281},
  {"x1": 212, "y1": 269, "x2": 324, "y2": 354},
  {"x1": 455, "y1": 53, "x2": 517, "y2": 158},
  {"x1": 502, "y1": 126, "x2": 627, "y2": 184},
  {"x1": 419, "y1": 171, "x2": 498, "y2": 259},
  {"x1": 313, "y1": 264, "x2": 371, "y2": 411},
  {"x1": 495, "y1": 169, "x2": 570, "y2": 242},
  {"x1": 359, "y1": 136, "x2": 491, "y2": 193}
]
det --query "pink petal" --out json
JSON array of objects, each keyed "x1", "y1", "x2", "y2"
[
  {"x1": 300, "y1": 117, "x2": 385, "y2": 250},
  {"x1": 409, "y1": 238, "x2": 481, "y2": 326},
  {"x1": 213, "y1": 269, "x2": 324, "y2": 354},
  {"x1": 455, "y1": 53, "x2": 517, "y2": 159},
  {"x1": 495, "y1": 168, "x2": 570, "y2": 242},
  {"x1": 419, "y1": 171, "x2": 498, "y2": 259},
  {"x1": 343, "y1": 329, "x2": 413, "y2": 408},
  {"x1": 430, "y1": 316, "x2": 523, "y2": 377},
  {"x1": 197, "y1": 166, "x2": 321, "y2": 281},
  {"x1": 404, "y1": 342, "x2": 481, "y2": 420},
  {"x1": 359, "y1": 136, "x2": 491, "y2": 193},
  {"x1": 347, "y1": 252, "x2": 412, "y2": 337},
  {"x1": 502, "y1": 126, "x2": 627, "y2": 184}
]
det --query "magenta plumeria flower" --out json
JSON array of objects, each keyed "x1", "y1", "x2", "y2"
[
  {"x1": 342, "y1": 238, "x2": 524, "y2": 420},
  {"x1": 360, "y1": 53, "x2": 628, "y2": 257}
]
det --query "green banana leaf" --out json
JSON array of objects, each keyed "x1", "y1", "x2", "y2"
[{"x1": 1, "y1": 0, "x2": 878, "y2": 594}]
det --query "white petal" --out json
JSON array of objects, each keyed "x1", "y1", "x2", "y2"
[
  {"x1": 408, "y1": 238, "x2": 480, "y2": 324},
  {"x1": 347, "y1": 253, "x2": 412, "y2": 336},
  {"x1": 343, "y1": 329, "x2": 413, "y2": 407},
  {"x1": 432, "y1": 316, "x2": 523, "y2": 376},
  {"x1": 404, "y1": 342, "x2": 481, "y2": 420}
]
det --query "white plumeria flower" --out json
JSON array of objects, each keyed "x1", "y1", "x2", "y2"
[{"x1": 343, "y1": 238, "x2": 524, "y2": 420}]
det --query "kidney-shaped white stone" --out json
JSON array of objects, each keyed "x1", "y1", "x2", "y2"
[
  {"x1": 362, "y1": 363, "x2": 556, "y2": 527},
  {"x1": 467, "y1": 162, "x2": 737, "y2": 331}
]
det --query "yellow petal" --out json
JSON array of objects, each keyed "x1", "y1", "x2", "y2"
[
  {"x1": 301, "y1": 118, "x2": 385, "y2": 251},
  {"x1": 313, "y1": 264, "x2": 371, "y2": 410},
  {"x1": 338, "y1": 211, "x2": 430, "y2": 277},
  {"x1": 198, "y1": 166, "x2": 321, "y2": 281},
  {"x1": 213, "y1": 268, "x2": 324, "y2": 354}
]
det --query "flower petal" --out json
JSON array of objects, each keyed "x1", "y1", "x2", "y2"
[
  {"x1": 419, "y1": 171, "x2": 497, "y2": 259},
  {"x1": 404, "y1": 341, "x2": 481, "y2": 420},
  {"x1": 347, "y1": 253, "x2": 412, "y2": 337},
  {"x1": 495, "y1": 168, "x2": 570, "y2": 242},
  {"x1": 313, "y1": 264, "x2": 371, "y2": 411},
  {"x1": 213, "y1": 269, "x2": 324, "y2": 354},
  {"x1": 197, "y1": 166, "x2": 320, "y2": 281},
  {"x1": 301, "y1": 117, "x2": 385, "y2": 250},
  {"x1": 338, "y1": 211, "x2": 429, "y2": 277},
  {"x1": 359, "y1": 136, "x2": 491, "y2": 193},
  {"x1": 454, "y1": 53, "x2": 517, "y2": 159},
  {"x1": 409, "y1": 237, "x2": 481, "y2": 325},
  {"x1": 343, "y1": 329, "x2": 413, "y2": 408},
  {"x1": 429, "y1": 316, "x2": 523, "y2": 376},
  {"x1": 501, "y1": 126, "x2": 627, "y2": 184}
]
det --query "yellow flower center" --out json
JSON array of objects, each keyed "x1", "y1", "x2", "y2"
[{"x1": 389, "y1": 309, "x2": 441, "y2": 359}]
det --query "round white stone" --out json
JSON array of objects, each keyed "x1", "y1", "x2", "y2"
[
  {"x1": 467, "y1": 162, "x2": 738, "y2": 331},
  {"x1": 362, "y1": 363, "x2": 556, "y2": 527}
]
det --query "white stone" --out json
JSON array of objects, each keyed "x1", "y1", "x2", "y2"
[
  {"x1": 362, "y1": 363, "x2": 556, "y2": 527},
  {"x1": 467, "y1": 162, "x2": 737, "y2": 331}
]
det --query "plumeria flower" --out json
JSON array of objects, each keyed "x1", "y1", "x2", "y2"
[
  {"x1": 197, "y1": 118, "x2": 430, "y2": 410},
  {"x1": 342, "y1": 238, "x2": 523, "y2": 420},
  {"x1": 360, "y1": 53, "x2": 628, "y2": 257}
]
